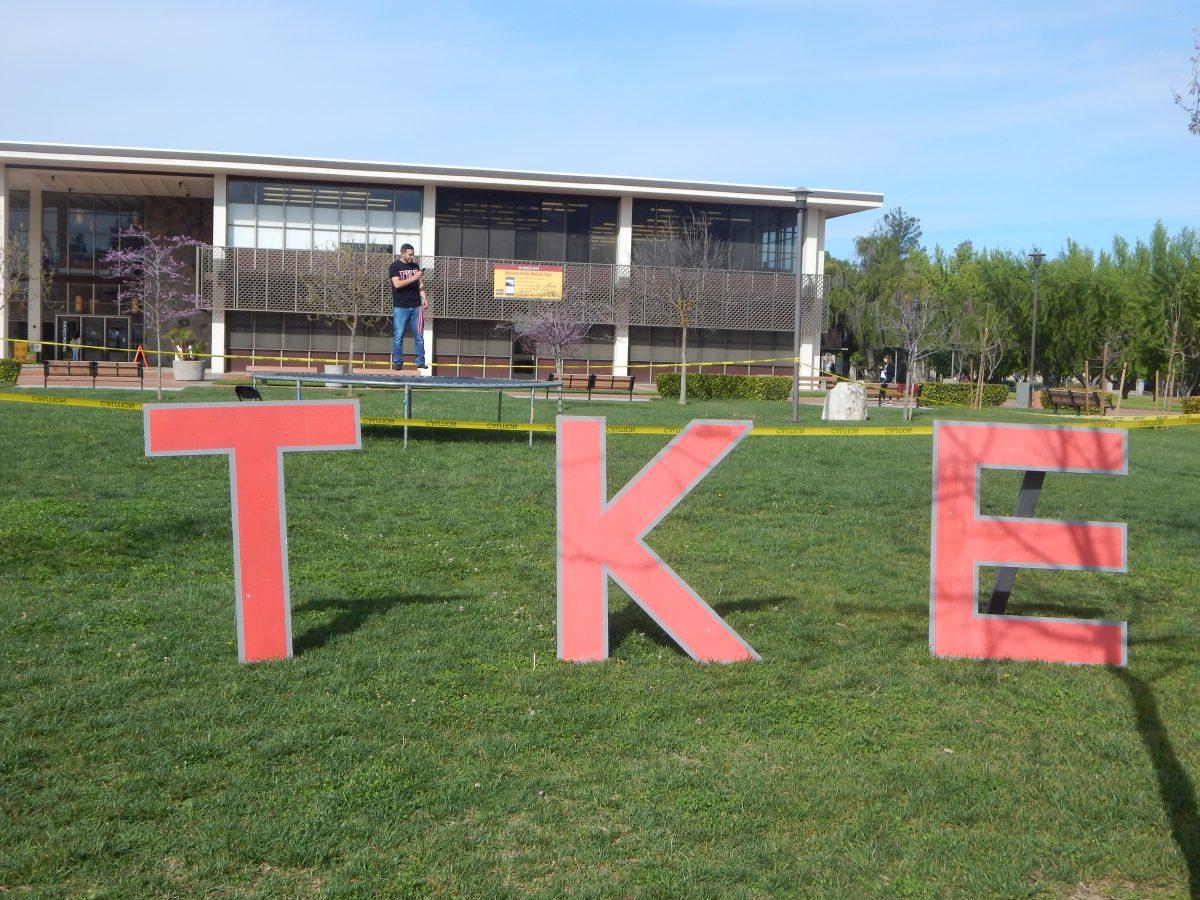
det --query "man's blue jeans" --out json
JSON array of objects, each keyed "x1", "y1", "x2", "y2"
[{"x1": 392, "y1": 306, "x2": 425, "y2": 368}]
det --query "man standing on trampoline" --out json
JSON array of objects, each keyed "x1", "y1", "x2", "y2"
[{"x1": 389, "y1": 243, "x2": 427, "y2": 370}]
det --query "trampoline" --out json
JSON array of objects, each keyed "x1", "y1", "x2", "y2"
[{"x1": 249, "y1": 370, "x2": 561, "y2": 446}]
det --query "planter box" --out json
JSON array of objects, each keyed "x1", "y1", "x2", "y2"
[{"x1": 172, "y1": 359, "x2": 207, "y2": 382}]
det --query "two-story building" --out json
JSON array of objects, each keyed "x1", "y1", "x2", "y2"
[{"x1": 0, "y1": 142, "x2": 881, "y2": 381}]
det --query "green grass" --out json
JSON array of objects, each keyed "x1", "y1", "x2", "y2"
[{"x1": 2, "y1": 385, "x2": 1199, "y2": 896}]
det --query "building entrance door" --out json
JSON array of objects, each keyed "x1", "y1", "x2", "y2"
[{"x1": 55, "y1": 315, "x2": 132, "y2": 361}]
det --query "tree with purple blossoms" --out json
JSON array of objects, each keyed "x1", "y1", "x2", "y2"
[
  {"x1": 102, "y1": 227, "x2": 203, "y2": 399},
  {"x1": 511, "y1": 306, "x2": 590, "y2": 383}
]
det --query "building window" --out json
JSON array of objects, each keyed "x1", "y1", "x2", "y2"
[
  {"x1": 631, "y1": 200, "x2": 795, "y2": 272},
  {"x1": 435, "y1": 189, "x2": 618, "y2": 264},
  {"x1": 41, "y1": 193, "x2": 144, "y2": 275},
  {"x1": 226, "y1": 179, "x2": 422, "y2": 254}
]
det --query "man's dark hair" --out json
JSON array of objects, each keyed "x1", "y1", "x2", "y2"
[{"x1": 400, "y1": 243, "x2": 414, "y2": 252}]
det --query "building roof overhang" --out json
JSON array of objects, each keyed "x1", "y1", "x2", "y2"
[{"x1": 0, "y1": 141, "x2": 882, "y2": 217}]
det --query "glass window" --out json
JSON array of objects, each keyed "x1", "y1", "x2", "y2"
[
  {"x1": 93, "y1": 195, "x2": 120, "y2": 260},
  {"x1": 538, "y1": 199, "x2": 565, "y2": 261},
  {"x1": 68, "y1": 196, "x2": 94, "y2": 273},
  {"x1": 257, "y1": 227, "x2": 283, "y2": 249},
  {"x1": 339, "y1": 189, "x2": 367, "y2": 230},
  {"x1": 228, "y1": 180, "x2": 255, "y2": 204},
  {"x1": 589, "y1": 199, "x2": 618, "y2": 264},
  {"x1": 631, "y1": 200, "x2": 794, "y2": 271},
  {"x1": 257, "y1": 183, "x2": 285, "y2": 224},
  {"x1": 566, "y1": 200, "x2": 590, "y2": 263},
  {"x1": 461, "y1": 195, "x2": 488, "y2": 258},
  {"x1": 42, "y1": 197, "x2": 61, "y2": 270},
  {"x1": 229, "y1": 225, "x2": 255, "y2": 248}
]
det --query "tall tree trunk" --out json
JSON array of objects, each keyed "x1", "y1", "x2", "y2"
[
  {"x1": 155, "y1": 328, "x2": 164, "y2": 402},
  {"x1": 975, "y1": 327, "x2": 988, "y2": 410},
  {"x1": 679, "y1": 325, "x2": 689, "y2": 406},
  {"x1": 1163, "y1": 320, "x2": 1179, "y2": 414}
]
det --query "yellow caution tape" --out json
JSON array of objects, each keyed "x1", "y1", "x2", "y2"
[
  {"x1": 2, "y1": 391, "x2": 1197, "y2": 436},
  {"x1": 0, "y1": 391, "x2": 143, "y2": 411}
]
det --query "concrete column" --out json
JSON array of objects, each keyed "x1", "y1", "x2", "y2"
[
  {"x1": 799, "y1": 208, "x2": 824, "y2": 381},
  {"x1": 0, "y1": 165, "x2": 7, "y2": 358},
  {"x1": 616, "y1": 195, "x2": 633, "y2": 268},
  {"x1": 612, "y1": 194, "x2": 633, "y2": 376},
  {"x1": 209, "y1": 173, "x2": 228, "y2": 374},
  {"x1": 420, "y1": 184, "x2": 437, "y2": 258},
  {"x1": 420, "y1": 184, "x2": 436, "y2": 374},
  {"x1": 27, "y1": 187, "x2": 42, "y2": 354}
]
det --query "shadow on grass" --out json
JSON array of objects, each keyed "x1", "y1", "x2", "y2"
[
  {"x1": 1113, "y1": 667, "x2": 1200, "y2": 896},
  {"x1": 609, "y1": 595, "x2": 785, "y2": 655},
  {"x1": 293, "y1": 593, "x2": 458, "y2": 654}
]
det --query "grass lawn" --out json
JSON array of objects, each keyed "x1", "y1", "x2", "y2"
[{"x1": 2, "y1": 384, "x2": 1199, "y2": 897}]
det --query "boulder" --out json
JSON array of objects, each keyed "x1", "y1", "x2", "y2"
[{"x1": 822, "y1": 381, "x2": 868, "y2": 421}]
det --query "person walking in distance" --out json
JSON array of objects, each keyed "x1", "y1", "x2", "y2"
[
  {"x1": 879, "y1": 353, "x2": 894, "y2": 406},
  {"x1": 389, "y1": 243, "x2": 427, "y2": 370}
]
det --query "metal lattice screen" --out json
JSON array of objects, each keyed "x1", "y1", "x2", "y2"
[{"x1": 198, "y1": 248, "x2": 827, "y2": 334}]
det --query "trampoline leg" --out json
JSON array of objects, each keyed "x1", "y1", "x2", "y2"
[
  {"x1": 497, "y1": 390, "x2": 503, "y2": 423},
  {"x1": 404, "y1": 385, "x2": 411, "y2": 449},
  {"x1": 529, "y1": 387, "x2": 535, "y2": 447},
  {"x1": 296, "y1": 380, "x2": 302, "y2": 401}
]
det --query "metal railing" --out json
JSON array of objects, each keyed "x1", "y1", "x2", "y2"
[{"x1": 197, "y1": 247, "x2": 827, "y2": 334}]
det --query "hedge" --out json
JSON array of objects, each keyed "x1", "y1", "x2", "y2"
[
  {"x1": 1183, "y1": 396, "x2": 1200, "y2": 415},
  {"x1": 918, "y1": 382, "x2": 1009, "y2": 407},
  {"x1": 655, "y1": 372, "x2": 791, "y2": 401},
  {"x1": 1040, "y1": 388, "x2": 1117, "y2": 410},
  {"x1": 0, "y1": 359, "x2": 20, "y2": 385}
]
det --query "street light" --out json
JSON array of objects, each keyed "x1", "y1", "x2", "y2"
[
  {"x1": 1027, "y1": 251, "x2": 1046, "y2": 404},
  {"x1": 791, "y1": 189, "x2": 812, "y2": 423}
]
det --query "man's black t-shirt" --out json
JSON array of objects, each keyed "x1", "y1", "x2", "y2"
[{"x1": 389, "y1": 260, "x2": 422, "y2": 308}]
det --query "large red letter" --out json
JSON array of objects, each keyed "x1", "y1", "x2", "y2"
[
  {"x1": 930, "y1": 421, "x2": 1127, "y2": 665},
  {"x1": 557, "y1": 416, "x2": 758, "y2": 663},
  {"x1": 145, "y1": 401, "x2": 361, "y2": 663}
]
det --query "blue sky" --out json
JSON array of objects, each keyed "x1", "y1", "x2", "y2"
[{"x1": 1, "y1": 0, "x2": 1196, "y2": 259}]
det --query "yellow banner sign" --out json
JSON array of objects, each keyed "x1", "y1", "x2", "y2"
[{"x1": 493, "y1": 264, "x2": 564, "y2": 301}]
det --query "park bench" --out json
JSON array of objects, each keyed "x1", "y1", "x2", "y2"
[
  {"x1": 43, "y1": 359, "x2": 143, "y2": 388},
  {"x1": 558, "y1": 373, "x2": 636, "y2": 401},
  {"x1": 1045, "y1": 388, "x2": 1113, "y2": 416},
  {"x1": 863, "y1": 382, "x2": 916, "y2": 405}
]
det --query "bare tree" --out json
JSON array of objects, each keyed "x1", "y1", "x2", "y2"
[
  {"x1": 1174, "y1": 28, "x2": 1200, "y2": 135},
  {"x1": 953, "y1": 298, "x2": 1011, "y2": 409},
  {"x1": 511, "y1": 305, "x2": 590, "y2": 382},
  {"x1": 881, "y1": 282, "x2": 950, "y2": 420},
  {"x1": 307, "y1": 246, "x2": 388, "y2": 374},
  {"x1": 102, "y1": 227, "x2": 202, "y2": 400},
  {"x1": 639, "y1": 214, "x2": 731, "y2": 405}
]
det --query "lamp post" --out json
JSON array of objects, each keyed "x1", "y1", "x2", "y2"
[
  {"x1": 791, "y1": 189, "x2": 811, "y2": 423},
  {"x1": 1027, "y1": 251, "x2": 1045, "y2": 405}
]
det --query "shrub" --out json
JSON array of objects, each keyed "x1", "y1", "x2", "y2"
[
  {"x1": 0, "y1": 359, "x2": 20, "y2": 385},
  {"x1": 918, "y1": 382, "x2": 1008, "y2": 407},
  {"x1": 1040, "y1": 388, "x2": 1116, "y2": 410},
  {"x1": 1183, "y1": 396, "x2": 1200, "y2": 415},
  {"x1": 655, "y1": 372, "x2": 792, "y2": 401}
]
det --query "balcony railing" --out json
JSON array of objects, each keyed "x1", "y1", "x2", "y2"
[{"x1": 197, "y1": 248, "x2": 827, "y2": 334}]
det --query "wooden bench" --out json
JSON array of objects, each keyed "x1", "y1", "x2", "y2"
[
  {"x1": 558, "y1": 373, "x2": 636, "y2": 401},
  {"x1": 43, "y1": 360, "x2": 143, "y2": 388},
  {"x1": 1045, "y1": 388, "x2": 1112, "y2": 416},
  {"x1": 863, "y1": 382, "x2": 916, "y2": 404}
]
